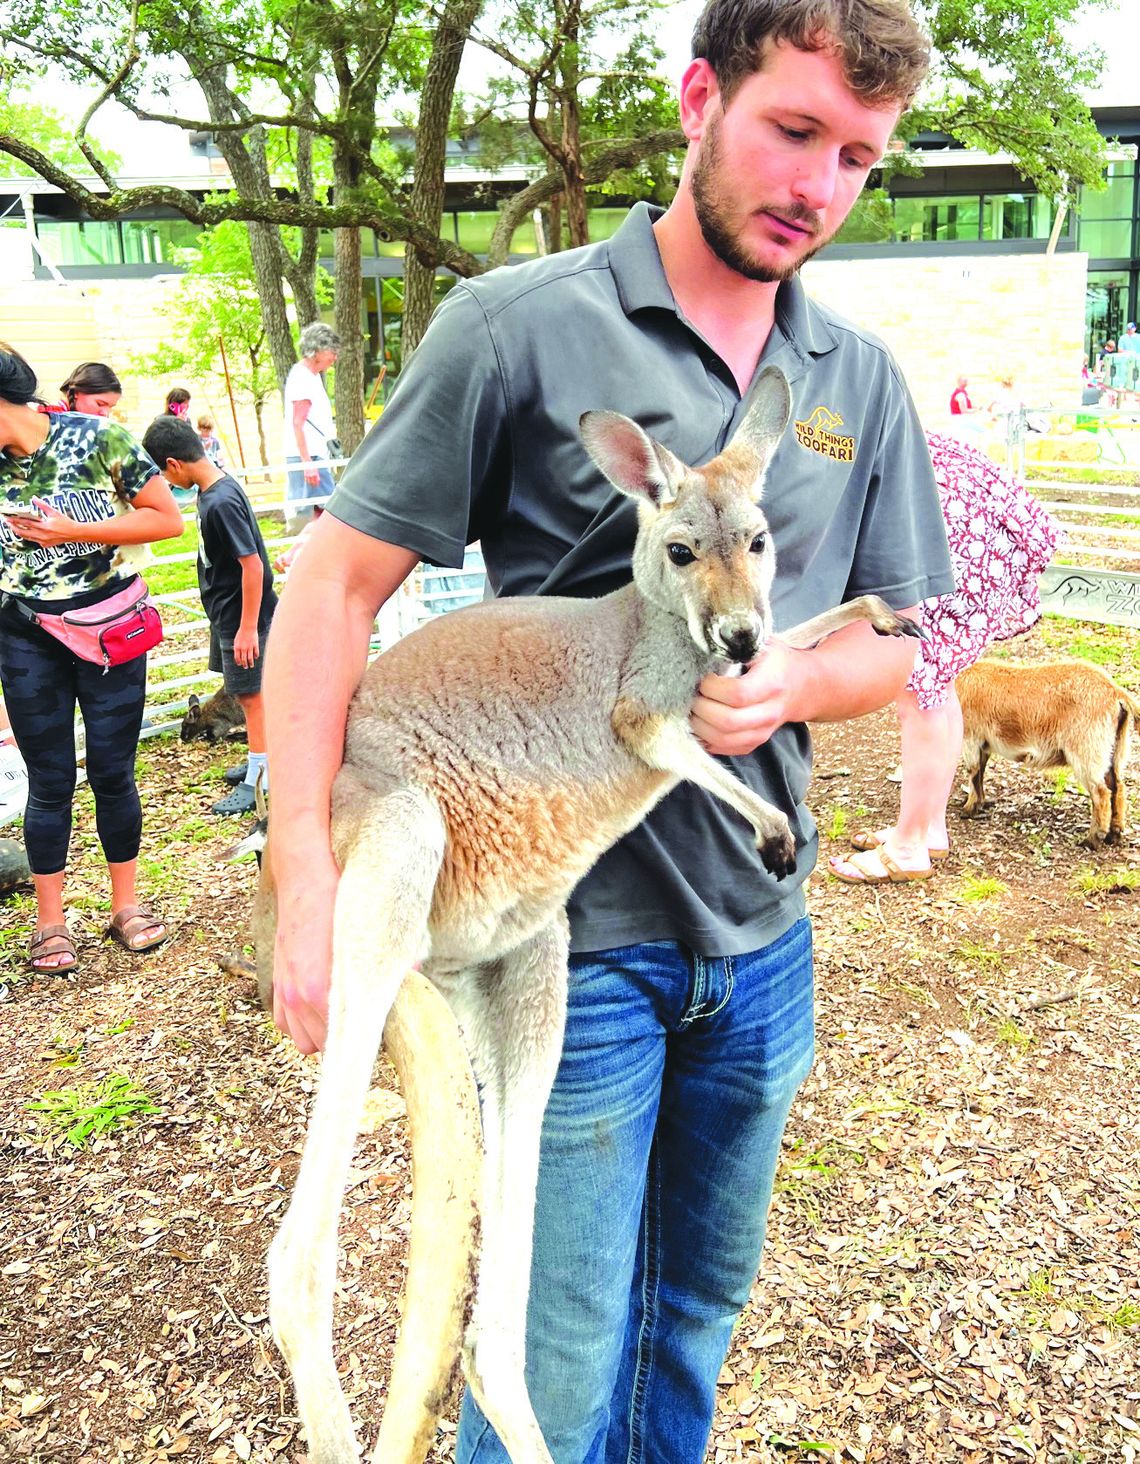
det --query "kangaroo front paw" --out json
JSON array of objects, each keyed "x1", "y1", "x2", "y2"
[
  {"x1": 759, "y1": 828, "x2": 796, "y2": 880},
  {"x1": 871, "y1": 610, "x2": 926, "y2": 641}
]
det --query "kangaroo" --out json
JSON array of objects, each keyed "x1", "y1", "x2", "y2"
[
  {"x1": 958, "y1": 658, "x2": 1140, "y2": 847},
  {"x1": 256, "y1": 368, "x2": 922, "y2": 1464},
  {"x1": 180, "y1": 688, "x2": 246, "y2": 744}
]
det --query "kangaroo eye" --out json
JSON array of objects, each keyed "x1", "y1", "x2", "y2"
[
  {"x1": 749, "y1": 532, "x2": 768, "y2": 554},
  {"x1": 667, "y1": 543, "x2": 695, "y2": 567}
]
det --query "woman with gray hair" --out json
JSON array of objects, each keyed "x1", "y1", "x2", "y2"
[{"x1": 283, "y1": 322, "x2": 341, "y2": 526}]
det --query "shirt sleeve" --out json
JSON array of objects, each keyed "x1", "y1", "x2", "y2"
[
  {"x1": 212, "y1": 489, "x2": 263, "y2": 561},
  {"x1": 327, "y1": 285, "x2": 511, "y2": 568},
  {"x1": 844, "y1": 359, "x2": 956, "y2": 606},
  {"x1": 98, "y1": 422, "x2": 161, "y2": 500}
]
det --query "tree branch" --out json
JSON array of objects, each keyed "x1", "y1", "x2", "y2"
[
  {"x1": 73, "y1": 0, "x2": 140, "y2": 190},
  {"x1": 487, "y1": 125, "x2": 683, "y2": 264},
  {"x1": 0, "y1": 129, "x2": 484, "y2": 277}
]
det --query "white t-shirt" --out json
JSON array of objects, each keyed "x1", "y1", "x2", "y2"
[{"x1": 282, "y1": 361, "x2": 335, "y2": 459}]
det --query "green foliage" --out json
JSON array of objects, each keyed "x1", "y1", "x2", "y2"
[
  {"x1": 1075, "y1": 865, "x2": 1140, "y2": 894},
  {"x1": 129, "y1": 222, "x2": 307, "y2": 414},
  {"x1": 910, "y1": 0, "x2": 1111, "y2": 195},
  {"x1": 27, "y1": 1073, "x2": 159, "y2": 1148},
  {"x1": 957, "y1": 872, "x2": 1009, "y2": 902},
  {"x1": 0, "y1": 92, "x2": 119, "y2": 176}
]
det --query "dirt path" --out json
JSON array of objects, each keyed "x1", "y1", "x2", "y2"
[{"x1": 1, "y1": 618, "x2": 1138, "y2": 1464}]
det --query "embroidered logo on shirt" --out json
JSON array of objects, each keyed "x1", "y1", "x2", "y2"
[{"x1": 794, "y1": 406, "x2": 856, "y2": 463}]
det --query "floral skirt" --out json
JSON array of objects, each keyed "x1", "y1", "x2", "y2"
[{"x1": 907, "y1": 432, "x2": 1062, "y2": 709}]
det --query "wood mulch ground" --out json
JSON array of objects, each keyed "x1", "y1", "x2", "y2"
[{"x1": 1, "y1": 615, "x2": 1138, "y2": 1464}]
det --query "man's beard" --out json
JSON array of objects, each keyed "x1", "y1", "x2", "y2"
[{"x1": 691, "y1": 114, "x2": 828, "y2": 283}]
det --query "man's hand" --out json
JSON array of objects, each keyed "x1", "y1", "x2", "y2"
[
  {"x1": 690, "y1": 640, "x2": 810, "y2": 756},
  {"x1": 271, "y1": 849, "x2": 340, "y2": 1054},
  {"x1": 303, "y1": 463, "x2": 321, "y2": 486},
  {"x1": 233, "y1": 626, "x2": 260, "y2": 669}
]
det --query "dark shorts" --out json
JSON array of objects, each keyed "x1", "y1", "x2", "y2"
[{"x1": 209, "y1": 622, "x2": 271, "y2": 697}]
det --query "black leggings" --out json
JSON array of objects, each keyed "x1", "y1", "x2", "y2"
[{"x1": 0, "y1": 602, "x2": 147, "y2": 875}]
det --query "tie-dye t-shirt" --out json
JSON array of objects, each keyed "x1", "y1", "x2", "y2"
[{"x1": 0, "y1": 413, "x2": 160, "y2": 602}]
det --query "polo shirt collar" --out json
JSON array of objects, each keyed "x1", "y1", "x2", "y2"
[{"x1": 609, "y1": 201, "x2": 839, "y2": 360}]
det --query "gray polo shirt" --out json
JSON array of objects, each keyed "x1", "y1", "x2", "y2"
[{"x1": 329, "y1": 202, "x2": 953, "y2": 957}]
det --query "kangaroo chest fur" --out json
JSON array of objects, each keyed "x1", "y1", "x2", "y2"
[{"x1": 339, "y1": 587, "x2": 708, "y2": 963}]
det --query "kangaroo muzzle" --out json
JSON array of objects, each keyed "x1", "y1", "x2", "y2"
[{"x1": 709, "y1": 611, "x2": 765, "y2": 664}]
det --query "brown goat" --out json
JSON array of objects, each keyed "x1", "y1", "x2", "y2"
[{"x1": 957, "y1": 659, "x2": 1140, "y2": 847}]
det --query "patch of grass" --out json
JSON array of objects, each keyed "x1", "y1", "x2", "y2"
[
  {"x1": 763, "y1": 1436, "x2": 841, "y2": 1457},
  {"x1": 1051, "y1": 769, "x2": 1070, "y2": 804},
  {"x1": 994, "y1": 1015, "x2": 1034, "y2": 1050},
  {"x1": 956, "y1": 872, "x2": 1009, "y2": 903},
  {"x1": 827, "y1": 805, "x2": 848, "y2": 840},
  {"x1": 27, "y1": 1073, "x2": 159, "y2": 1148},
  {"x1": 1075, "y1": 865, "x2": 1140, "y2": 895},
  {"x1": 956, "y1": 939, "x2": 1006, "y2": 972},
  {"x1": 1106, "y1": 1301, "x2": 1140, "y2": 1329},
  {"x1": 103, "y1": 1017, "x2": 136, "y2": 1036}
]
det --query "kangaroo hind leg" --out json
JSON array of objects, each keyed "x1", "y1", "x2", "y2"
[{"x1": 269, "y1": 782, "x2": 445, "y2": 1464}]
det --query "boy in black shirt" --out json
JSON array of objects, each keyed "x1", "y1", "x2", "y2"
[{"x1": 142, "y1": 417, "x2": 277, "y2": 815}]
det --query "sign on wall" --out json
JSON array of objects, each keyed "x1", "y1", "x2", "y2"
[{"x1": 1039, "y1": 565, "x2": 1140, "y2": 628}]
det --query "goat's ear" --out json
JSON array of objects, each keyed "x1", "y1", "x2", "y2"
[
  {"x1": 580, "y1": 411, "x2": 689, "y2": 510},
  {"x1": 733, "y1": 366, "x2": 792, "y2": 463}
]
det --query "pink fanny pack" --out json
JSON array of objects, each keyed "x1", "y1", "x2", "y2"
[{"x1": 12, "y1": 577, "x2": 163, "y2": 671}]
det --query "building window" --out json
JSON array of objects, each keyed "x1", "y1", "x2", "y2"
[
  {"x1": 454, "y1": 210, "x2": 538, "y2": 256},
  {"x1": 1086, "y1": 268, "x2": 1132, "y2": 364},
  {"x1": 36, "y1": 219, "x2": 122, "y2": 267},
  {"x1": 894, "y1": 195, "x2": 981, "y2": 243},
  {"x1": 981, "y1": 192, "x2": 1055, "y2": 241},
  {"x1": 1077, "y1": 161, "x2": 1136, "y2": 261}
]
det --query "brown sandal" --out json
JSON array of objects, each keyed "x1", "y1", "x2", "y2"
[
  {"x1": 29, "y1": 924, "x2": 78, "y2": 973},
  {"x1": 107, "y1": 905, "x2": 169, "y2": 953}
]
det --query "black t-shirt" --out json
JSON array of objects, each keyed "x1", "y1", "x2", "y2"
[{"x1": 196, "y1": 474, "x2": 277, "y2": 640}]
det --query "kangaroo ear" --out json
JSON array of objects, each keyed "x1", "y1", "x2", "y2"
[
  {"x1": 734, "y1": 366, "x2": 792, "y2": 461},
  {"x1": 580, "y1": 411, "x2": 689, "y2": 509},
  {"x1": 186, "y1": 694, "x2": 201, "y2": 718}
]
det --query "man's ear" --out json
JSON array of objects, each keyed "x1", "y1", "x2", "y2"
[{"x1": 679, "y1": 58, "x2": 720, "y2": 143}]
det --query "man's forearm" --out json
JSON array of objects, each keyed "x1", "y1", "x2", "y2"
[{"x1": 792, "y1": 608, "x2": 922, "y2": 724}]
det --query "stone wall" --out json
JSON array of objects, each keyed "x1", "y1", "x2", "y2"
[{"x1": 802, "y1": 250, "x2": 1089, "y2": 427}]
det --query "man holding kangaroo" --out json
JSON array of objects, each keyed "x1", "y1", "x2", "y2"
[{"x1": 264, "y1": 2, "x2": 953, "y2": 1459}]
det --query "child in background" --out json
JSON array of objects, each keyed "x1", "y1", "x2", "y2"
[
  {"x1": 197, "y1": 415, "x2": 226, "y2": 469},
  {"x1": 142, "y1": 415, "x2": 276, "y2": 816},
  {"x1": 164, "y1": 387, "x2": 191, "y2": 418}
]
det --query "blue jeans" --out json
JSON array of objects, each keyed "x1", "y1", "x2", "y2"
[{"x1": 457, "y1": 918, "x2": 815, "y2": 1464}]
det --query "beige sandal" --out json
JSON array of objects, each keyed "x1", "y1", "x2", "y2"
[
  {"x1": 29, "y1": 924, "x2": 78, "y2": 973},
  {"x1": 850, "y1": 829, "x2": 949, "y2": 861},
  {"x1": 107, "y1": 906, "x2": 169, "y2": 952},
  {"x1": 830, "y1": 847, "x2": 935, "y2": 884}
]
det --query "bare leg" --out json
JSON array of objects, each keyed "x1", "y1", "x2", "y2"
[
  {"x1": 832, "y1": 688, "x2": 963, "y2": 881},
  {"x1": 31, "y1": 870, "x2": 71, "y2": 969},
  {"x1": 893, "y1": 687, "x2": 963, "y2": 858}
]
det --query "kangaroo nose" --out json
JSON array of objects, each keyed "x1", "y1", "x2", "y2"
[{"x1": 722, "y1": 627, "x2": 758, "y2": 663}]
